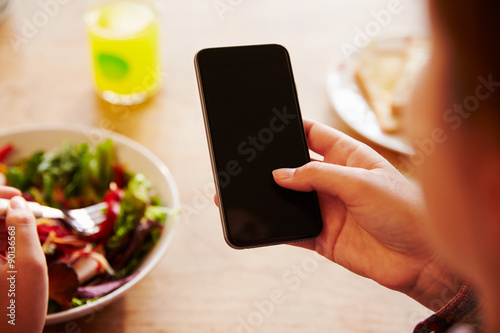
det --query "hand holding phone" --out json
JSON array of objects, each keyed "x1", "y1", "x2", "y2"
[{"x1": 195, "y1": 44, "x2": 322, "y2": 249}]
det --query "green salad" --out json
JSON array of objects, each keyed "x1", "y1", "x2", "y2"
[{"x1": 0, "y1": 140, "x2": 175, "y2": 313}]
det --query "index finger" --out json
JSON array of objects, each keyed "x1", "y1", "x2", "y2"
[
  {"x1": 303, "y1": 119, "x2": 367, "y2": 165},
  {"x1": 0, "y1": 186, "x2": 22, "y2": 199}
]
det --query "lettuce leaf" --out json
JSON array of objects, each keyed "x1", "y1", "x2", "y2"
[
  {"x1": 106, "y1": 173, "x2": 149, "y2": 249},
  {"x1": 6, "y1": 140, "x2": 117, "y2": 208}
]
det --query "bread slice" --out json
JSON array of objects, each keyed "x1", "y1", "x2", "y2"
[
  {"x1": 392, "y1": 39, "x2": 430, "y2": 117},
  {"x1": 354, "y1": 37, "x2": 430, "y2": 133}
]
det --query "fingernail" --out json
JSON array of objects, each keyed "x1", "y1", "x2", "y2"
[
  {"x1": 10, "y1": 196, "x2": 27, "y2": 210},
  {"x1": 273, "y1": 168, "x2": 295, "y2": 180}
]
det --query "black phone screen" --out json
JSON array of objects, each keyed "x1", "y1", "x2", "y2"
[{"x1": 195, "y1": 44, "x2": 322, "y2": 248}]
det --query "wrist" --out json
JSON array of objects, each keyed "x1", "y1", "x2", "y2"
[{"x1": 406, "y1": 258, "x2": 464, "y2": 311}]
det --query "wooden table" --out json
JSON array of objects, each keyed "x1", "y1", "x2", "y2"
[{"x1": 0, "y1": 0, "x2": 433, "y2": 332}]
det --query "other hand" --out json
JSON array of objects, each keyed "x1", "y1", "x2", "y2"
[{"x1": 1, "y1": 186, "x2": 48, "y2": 332}]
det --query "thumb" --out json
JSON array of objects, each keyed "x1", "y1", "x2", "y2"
[
  {"x1": 6, "y1": 196, "x2": 40, "y2": 255},
  {"x1": 272, "y1": 161, "x2": 368, "y2": 203}
]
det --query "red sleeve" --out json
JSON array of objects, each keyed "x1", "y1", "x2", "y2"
[{"x1": 413, "y1": 280, "x2": 482, "y2": 333}]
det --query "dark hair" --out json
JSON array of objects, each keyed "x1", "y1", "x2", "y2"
[{"x1": 431, "y1": 1, "x2": 500, "y2": 127}]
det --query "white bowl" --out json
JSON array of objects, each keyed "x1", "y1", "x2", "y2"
[{"x1": 0, "y1": 123, "x2": 180, "y2": 325}]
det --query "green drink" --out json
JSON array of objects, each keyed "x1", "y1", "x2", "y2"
[{"x1": 84, "y1": 1, "x2": 160, "y2": 105}]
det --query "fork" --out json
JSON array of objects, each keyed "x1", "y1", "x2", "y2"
[{"x1": 0, "y1": 198, "x2": 108, "y2": 236}]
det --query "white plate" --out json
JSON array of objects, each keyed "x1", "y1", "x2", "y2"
[
  {"x1": 326, "y1": 36, "x2": 418, "y2": 155},
  {"x1": 0, "y1": 123, "x2": 181, "y2": 325}
]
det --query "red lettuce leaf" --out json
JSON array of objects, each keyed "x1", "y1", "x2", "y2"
[
  {"x1": 48, "y1": 262, "x2": 79, "y2": 309},
  {"x1": 75, "y1": 273, "x2": 137, "y2": 299}
]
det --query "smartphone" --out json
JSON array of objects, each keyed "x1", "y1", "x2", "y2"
[{"x1": 195, "y1": 44, "x2": 322, "y2": 249}]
